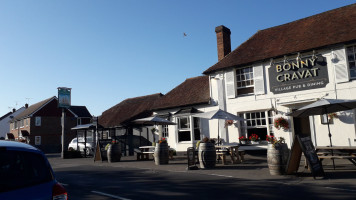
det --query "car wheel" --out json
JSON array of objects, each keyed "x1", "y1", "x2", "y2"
[{"x1": 85, "y1": 148, "x2": 90, "y2": 156}]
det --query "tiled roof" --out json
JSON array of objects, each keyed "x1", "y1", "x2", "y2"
[
  {"x1": 152, "y1": 76, "x2": 210, "y2": 110},
  {"x1": 99, "y1": 93, "x2": 163, "y2": 128},
  {"x1": 12, "y1": 96, "x2": 56, "y2": 121},
  {"x1": 204, "y1": 3, "x2": 356, "y2": 74},
  {"x1": 69, "y1": 106, "x2": 92, "y2": 118}
]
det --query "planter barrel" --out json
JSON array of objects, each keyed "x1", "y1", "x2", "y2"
[
  {"x1": 198, "y1": 143, "x2": 216, "y2": 169},
  {"x1": 267, "y1": 143, "x2": 289, "y2": 175},
  {"x1": 154, "y1": 143, "x2": 169, "y2": 165},
  {"x1": 107, "y1": 144, "x2": 122, "y2": 163}
]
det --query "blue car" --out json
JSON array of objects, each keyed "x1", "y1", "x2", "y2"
[{"x1": 0, "y1": 141, "x2": 68, "y2": 200}]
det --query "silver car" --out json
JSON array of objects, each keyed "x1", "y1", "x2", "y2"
[{"x1": 68, "y1": 137, "x2": 95, "y2": 156}]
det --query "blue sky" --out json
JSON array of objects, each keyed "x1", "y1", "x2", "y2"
[{"x1": 1, "y1": 0, "x2": 355, "y2": 116}]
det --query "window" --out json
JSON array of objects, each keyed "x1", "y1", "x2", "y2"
[
  {"x1": 245, "y1": 112, "x2": 266, "y2": 127},
  {"x1": 14, "y1": 121, "x2": 18, "y2": 129},
  {"x1": 162, "y1": 125, "x2": 169, "y2": 138},
  {"x1": 35, "y1": 117, "x2": 41, "y2": 126},
  {"x1": 239, "y1": 110, "x2": 274, "y2": 141},
  {"x1": 178, "y1": 116, "x2": 190, "y2": 142},
  {"x1": 347, "y1": 45, "x2": 356, "y2": 79},
  {"x1": 26, "y1": 118, "x2": 28, "y2": 127},
  {"x1": 236, "y1": 67, "x2": 254, "y2": 95},
  {"x1": 20, "y1": 120, "x2": 24, "y2": 128},
  {"x1": 193, "y1": 117, "x2": 201, "y2": 140}
]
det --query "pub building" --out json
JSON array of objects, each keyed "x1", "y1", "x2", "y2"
[{"x1": 202, "y1": 4, "x2": 356, "y2": 148}]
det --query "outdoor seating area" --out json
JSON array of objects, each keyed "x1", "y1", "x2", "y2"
[{"x1": 316, "y1": 146, "x2": 356, "y2": 166}]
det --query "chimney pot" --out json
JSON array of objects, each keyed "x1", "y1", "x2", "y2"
[
  {"x1": 12, "y1": 108, "x2": 16, "y2": 113},
  {"x1": 215, "y1": 25, "x2": 231, "y2": 61},
  {"x1": 25, "y1": 103, "x2": 29, "y2": 108}
]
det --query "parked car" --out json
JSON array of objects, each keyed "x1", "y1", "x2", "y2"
[
  {"x1": 68, "y1": 137, "x2": 95, "y2": 156},
  {"x1": 0, "y1": 140, "x2": 68, "y2": 200}
]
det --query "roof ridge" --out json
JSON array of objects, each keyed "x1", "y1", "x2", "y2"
[
  {"x1": 124, "y1": 93, "x2": 163, "y2": 101},
  {"x1": 260, "y1": 3, "x2": 356, "y2": 32}
]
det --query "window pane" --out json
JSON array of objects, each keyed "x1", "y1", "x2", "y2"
[
  {"x1": 179, "y1": 117, "x2": 189, "y2": 129},
  {"x1": 178, "y1": 131, "x2": 191, "y2": 142},
  {"x1": 251, "y1": 113, "x2": 256, "y2": 118}
]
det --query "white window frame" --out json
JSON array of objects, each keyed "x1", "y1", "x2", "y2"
[
  {"x1": 346, "y1": 45, "x2": 356, "y2": 79},
  {"x1": 35, "y1": 116, "x2": 41, "y2": 126},
  {"x1": 162, "y1": 125, "x2": 169, "y2": 138},
  {"x1": 239, "y1": 110, "x2": 274, "y2": 136},
  {"x1": 235, "y1": 66, "x2": 254, "y2": 95}
]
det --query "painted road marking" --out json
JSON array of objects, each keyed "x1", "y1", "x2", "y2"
[{"x1": 91, "y1": 191, "x2": 131, "y2": 200}]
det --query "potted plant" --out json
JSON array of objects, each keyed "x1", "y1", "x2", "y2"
[
  {"x1": 154, "y1": 137, "x2": 169, "y2": 165},
  {"x1": 266, "y1": 135, "x2": 275, "y2": 144},
  {"x1": 267, "y1": 137, "x2": 289, "y2": 175},
  {"x1": 274, "y1": 117, "x2": 289, "y2": 131},
  {"x1": 239, "y1": 136, "x2": 248, "y2": 144},
  {"x1": 249, "y1": 134, "x2": 260, "y2": 144},
  {"x1": 198, "y1": 137, "x2": 216, "y2": 169},
  {"x1": 107, "y1": 140, "x2": 121, "y2": 163}
]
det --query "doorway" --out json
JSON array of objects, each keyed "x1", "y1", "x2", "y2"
[{"x1": 292, "y1": 116, "x2": 311, "y2": 137}]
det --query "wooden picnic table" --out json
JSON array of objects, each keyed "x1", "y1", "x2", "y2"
[
  {"x1": 137, "y1": 146, "x2": 155, "y2": 160},
  {"x1": 215, "y1": 145, "x2": 242, "y2": 164},
  {"x1": 315, "y1": 146, "x2": 356, "y2": 166}
]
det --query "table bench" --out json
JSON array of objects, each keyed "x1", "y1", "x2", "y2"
[{"x1": 315, "y1": 146, "x2": 356, "y2": 167}]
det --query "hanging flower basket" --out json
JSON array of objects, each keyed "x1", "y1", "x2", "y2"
[
  {"x1": 274, "y1": 117, "x2": 289, "y2": 131},
  {"x1": 224, "y1": 120, "x2": 234, "y2": 128}
]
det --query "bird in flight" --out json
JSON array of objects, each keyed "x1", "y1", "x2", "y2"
[{"x1": 183, "y1": 32, "x2": 187, "y2": 37}]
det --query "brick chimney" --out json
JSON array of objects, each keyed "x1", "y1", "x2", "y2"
[{"x1": 215, "y1": 25, "x2": 231, "y2": 61}]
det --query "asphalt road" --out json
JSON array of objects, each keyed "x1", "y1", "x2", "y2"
[{"x1": 48, "y1": 155, "x2": 356, "y2": 200}]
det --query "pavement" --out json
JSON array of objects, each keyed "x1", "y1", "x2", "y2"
[{"x1": 47, "y1": 150, "x2": 356, "y2": 192}]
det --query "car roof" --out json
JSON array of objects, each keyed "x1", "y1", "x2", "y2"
[{"x1": 0, "y1": 140, "x2": 41, "y2": 153}]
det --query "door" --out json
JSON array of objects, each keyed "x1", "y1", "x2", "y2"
[{"x1": 293, "y1": 116, "x2": 311, "y2": 136}]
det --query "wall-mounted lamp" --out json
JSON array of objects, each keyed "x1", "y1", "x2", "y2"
[
  {"x1": 331, "y1": 50, "x2": 338, "y2": 63},
  {"x1": 296, "y1": 53, "x2": 301, "y2": 62},
  {"x1": 270, "y1": 58, "x2": 274, "y2": 66},
  {"x1": 283, "y1": 55, "x2": 288, "y2": 65},
  {"x1": 312, "y1": 50, "x2": 317, "y2": 60}
]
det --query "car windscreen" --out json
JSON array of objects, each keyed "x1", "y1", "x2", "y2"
[{"x1": 0, "y1": 149, "x2": 54, "y2": 193}]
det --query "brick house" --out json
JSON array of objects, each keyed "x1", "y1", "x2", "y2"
[{"x1": 9, "y1": 96, "x2": 92, "y2": 153}]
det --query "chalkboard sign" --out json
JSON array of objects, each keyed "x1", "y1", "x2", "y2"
[
  {"x1": 286, "y1": 135, "x2": 324, "y2": 178},
  {"x1": 187, "y1": 147, "x2": 198, "y2": 170},
  {"x1": 94, "y1": 139, "x2": 112, "y2": 162}
]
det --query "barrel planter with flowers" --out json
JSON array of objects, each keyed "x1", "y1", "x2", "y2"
[
  {"x1": 154, "y1": 138, "x2": 169, "y2": 165},
  {"x1": 198, "y1": 137, "x2": 216, "y2": 169},
  {"x1": 267, "y1": 137, "x2": 289, "y2": 175}
]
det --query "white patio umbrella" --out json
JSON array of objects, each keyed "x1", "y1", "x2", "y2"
[
  {"x1": 288, "y1": 98, "x2": 356, "y2": 147},
  {"x1": 288, "y1": 98, "x2": 356, "y2": 169},
  {"x1": 132, "y1": 116, "x2": 176, "y2": 142},
  {"x1": 193, "y1": 109, "x2": 244, "y2": 145}
]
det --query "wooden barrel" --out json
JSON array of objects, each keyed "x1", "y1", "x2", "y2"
[
  {"x1": 107, "y1": 144, "x2": 122, "y2": 163},
  {"x1": 198, "y1": 143, "x2": 216, "y2": 169},
  {"x1": 267, "y1": 143, "x2": 289, "y2": 175},
  {"x1": 154, "y1": 143, "x2": 169, "y2": 165}
]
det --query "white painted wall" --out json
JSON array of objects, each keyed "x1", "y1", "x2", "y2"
[
  {"x1": 0, "y1": 107, "x2": 26, "y2": 139},
  {"x1": 210, "y1": 45, "x2": 356, "y2": 148}
]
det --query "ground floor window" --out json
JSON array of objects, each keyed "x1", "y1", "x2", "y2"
[
  {"x1": 162, "y1": 125, "x2": 169, "y2": 138},
  {"x1": 239, "y1": 110, "x2": 274, "y2": 141},
  {"x1": 177, "y1": 116, "x2": 201, "y2": 142}
]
